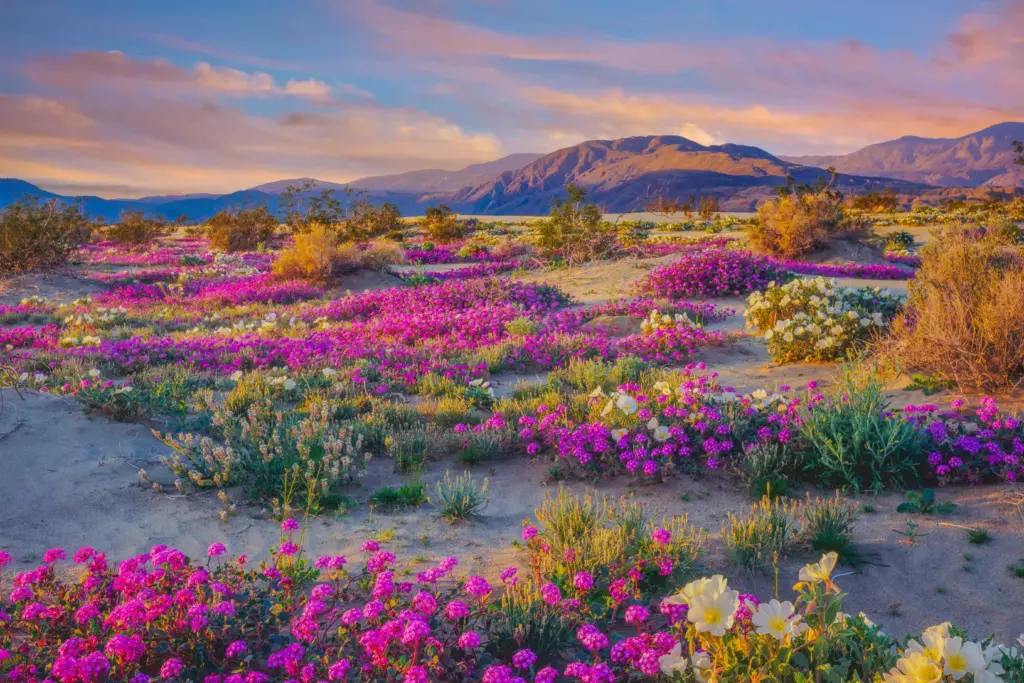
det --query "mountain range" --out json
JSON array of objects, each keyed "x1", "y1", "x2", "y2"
[
  {"x1": 1, "y1": 123, "x2": 1021, "y2": 221},
  {"x1": 782, "y1": 122, "x2": 1024, "y2": 188}
]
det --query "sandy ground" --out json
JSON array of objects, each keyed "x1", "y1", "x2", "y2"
[
  {"x1": 3, "y1": 246, "x2": 1024, "y2": 641},
  {"x1": 1, "y1": 389, "x2": 1021, "y2": 639}
]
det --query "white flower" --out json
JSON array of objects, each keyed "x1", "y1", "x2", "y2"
[
  {"x1": 615, "y1": 394, "x2": 638, "y2": 415},
  {"x1": 230, "y1": 371, "x2": 244, "y2": 382},
  {"x1": 687, "y1": 586, "x2": 739, "y2": 637},
  {"x1": 322, "y1": 368, "x2": 337, "y2": 377},
  {"x1": 653, "y1": 426, "x2": 671, "y2": 442},
  {"x1": 691, "y1": 651, "x2": 713, "y2": 683},
  {"x1": 941, "y1": 637, "x2": 986, "y2": 679},
  {"x1": 798, "y1": 552, "x2": 838, "y2": 587},
  {"x1": 751, "y1": 599, "x2": 800, "y2": 640},
  {"x1": 88, "y1": 368, "x2": 101, "y2": 378},
  {"x1": 611, "y1": 428, "x2": 628, "y2": 441},
  {"x1": 646, "y1": 417, "x2": 660, "y2": 430},
  {"x1": 283, "y1": 378, "x2": 297, "y2": 391},
  {"x1": 658, "y1": 642, "x2": 688, "y2": 677}
]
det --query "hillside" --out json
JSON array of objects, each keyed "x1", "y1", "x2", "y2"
[
  {"x1": 350, "y1": 153, "x2": 542, "y2": 194},
  {"x1": 448, "y1": 135, "x2": 927, "y2": 213},
  {"x1": 782, "y1": 122, "x2": 1024, "y2": 188}
]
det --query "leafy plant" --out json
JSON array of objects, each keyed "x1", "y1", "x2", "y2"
[
  {"x1": 431, "y1": 470, "x2": 488, "y2": 521},
  {"x1": 801, "y1": 493, "x2": 860, "y2": 564},
  {"x1": 896, "y1": 489, "x2": 956, "y2": 515},
  {"x1": 739, "y1": 442, "x2": 794, "y2": 498},
  {"x1": 370, "y1": 479, "x2": 426, "y2": 509},
  {"x1": 103, "y1": 210, "x2": 171, "y2": 246},
  {"x1": 798, "y1": 370, "x2": 927, "y2": 492},
  {"x1": 205, "y1": 205, "x2": 279, "y2": 251},
  {"x1": 422, "y1": 204, "x2": 465, "y2": 243}
]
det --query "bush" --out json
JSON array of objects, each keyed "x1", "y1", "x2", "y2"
[
  {"x1": 633, "y1": 249, "x2": 779, "y2": 298},
  {"x1": 722, "y1": 496, "x2": 796, "y2": 571},
  {"x1": 347, "y1": 200, "x2": 404, "y2": 241},
  {"x1": 740, "y1": 442, "x2": 795, "y2": 497},
  {"x1": 801, "y1": 493, "x2": 859, "y2": 563},
  {"x1": 431, "y1": 470, "x2": 489, "y2": 521},
  {"x1": 206, "y1": 206, "x2": 279, "y2": 251},
  {"x1": 422, "y1": 204, "x2": 465, "y2": 243},
  {"x1": 750, "y1": 189, "x2": 872, "y2": 258},
  {"x1": 358, "y1": 239, "x2": 405, "y2": 270},
  {"x1": 103, "y1": 210, "x2": 171, "y2": 246},
  {"x1": 0, "y1": 196, "x2": 95, "y2": 273},
  {"x1": 534, "y1": 183, "x2": 617, "y2": 263},
  {"x1": 890, "y1": 226, "x2": 1024, "y2": 389},
  {"x1": 745, "y1": 277, "x2": 903, "y2": 363},
  {"x1": 797, "y1": 371, "x2": 927, "y2": 492},
  {"x1": 272, "y1": 224, "x2": 358, "y2": 283}
]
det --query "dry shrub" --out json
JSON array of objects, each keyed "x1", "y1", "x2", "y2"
[
  {"x1": 103, "y1": 210, "x2": 171, "y2": 246},
  {"x1": 422, "y1": 204, "x2": 465, "y2": 243},
  {"x1": 750, "y1": 192, "x2": 871, "y2": 258},
  {"x1": 206, "y1": 206, "x2": 279, "y2": 252},
  {"x1": 890, "y1": 226, "x2": 1024, "y2": 389},
  {"x1": 272, "y1": 224, "x2": 358, "y2": 283},
  {"x1": 359, "y1": 239, "x2": 406, "y2": 271},
  {"x1": 0, "y1": 197, "x2": 95, "y2": 274}
]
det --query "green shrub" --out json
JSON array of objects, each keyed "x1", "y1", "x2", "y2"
[
  {"x1": 740, "y1": 442, "x2": 795, "y2": 498},
  {"x1": 801, "y1": 493, "x2": 859, "y2": 563},
  {"x1": 722, "y1": 496, "x2": 796, "y2": 571},
  {"x1": 797, "y1": 371, "x2": 926, "y2": 492},
  {"x1": 534, "y1": 183, "x2": 617, "y2": 264},
  {"x1": 431, "y1": 471, "x2": 489, "y2": 521},
  {"x1": 206, "y1": 206, "x2": 279, "y2": 251},
  {"x1": 103, "y1": 210, "x2": 171, "y2": 246},
  {"x1": 0, "y1": 196, "x2": 95, "y2": 273},
  {"x1": 370, "y1": 479, "x2": 426, "y2": 508},
  {"x1": 422, "y1": 204, "x2": 465, "y2": 243}
]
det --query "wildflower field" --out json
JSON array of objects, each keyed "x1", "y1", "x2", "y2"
[{"x1": 2, "y1": 212, "x2": 1024, "y2": 682}]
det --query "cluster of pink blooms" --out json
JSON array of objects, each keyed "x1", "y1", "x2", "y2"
[
  {"x1": 905, "y1": 397, "x2": 1024, "y2": 483},
  {"x1": 880, "y1": 253, "x2": 923, "y2": 268},
  {"x1": 0, "y1": 519, "x2": 734, "y2": 683},
  {"x1": 634, "y1": 249, "x2": 781, "y2": 299},
  {"x1": 764, "y1": 257, "x2": 914, "y2": 280},
  {"x1": 94, "y1": 274, "x2": 323, "y2": 308}
]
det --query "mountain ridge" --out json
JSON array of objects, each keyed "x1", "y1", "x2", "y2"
[{"x1": 781, "y1": 122, "x2": 1024, "y2": 188}]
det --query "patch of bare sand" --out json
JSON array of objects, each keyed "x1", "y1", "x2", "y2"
[
  {"x1": 515, "y1": 254, "x2": 679, "y2": 305},
  {"x1": 3, "y1": 389, "x2": 1023, "y2": 639},
  {"x1": 325, "y1": 268, "x2": 404, "y2": 297},
  {"x1": 0, "y1": 271, "x2": 108, "y2": 306}
]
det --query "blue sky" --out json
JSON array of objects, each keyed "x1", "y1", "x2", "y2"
[{"x1": 1, "y1": 0, "x2": 1021, "y2": 196}]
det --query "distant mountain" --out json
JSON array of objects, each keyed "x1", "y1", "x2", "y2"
[
  {"x1": 0, "y1": 135, "x2": 948, "y2": 221},
  {"x1": 0, "y1": 179, "x2": 276, "y2": 222},
  {"x1": 349, "y1": 153, "x2": 543, "y2": 194},
  {"x1": 782, "y1": 122, "x2": 1024, "y2": 188},
  {"x1": 447, "y1": 135, "x2": 927, "y2": 213}
]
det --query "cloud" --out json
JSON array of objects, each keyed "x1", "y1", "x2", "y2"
[
  {"x1": 2, "y1": 53, "x2": 502, "y2": 196},
  {"x1": 26, "y1": 51, "x2": 364, "y2": 102}
]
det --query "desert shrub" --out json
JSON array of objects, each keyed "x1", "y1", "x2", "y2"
[
  {"x1": 739, "y1": 442, "x2": 795, "y2": 498},
  {"x1": 369, "y1": 478, "x2": 426, "y2": 508},
  {"x1": 797, "y1": 370, "x2": 927, "y2": 492},
  {"x1": 279, "y1": 179, "x2": 348, "y2": 234},
  {"x1": 885, "y1": 230, "x2": 915, "y2": 250},
  {"x1": 889, "y1": 226, "x2": 1024, "y2": 388},
  {"x1": 272, "y1": 224, "x2": 358, "y2": 283},
  {"x1": 526, "y1": 488, "x2": 704, "y2": 594},
  {"x1": 205, "y1": 205, "x2": 279, "y2": 251},
  {"x1": 358, "y1": 238, "x2": 405, "y2": 270},
  {"x1": 534, "y1": 183, "x2": 617, "y2": 263},
  {"x1": 750, "y1": 185, "x2": 872, "y2": 257},
  {"x1": 422, "y1": 204, "x2": 465, "y2": 243},
  {"x1": 800, "y1": 493, "x2": 859, "y2": 563},
  {"x1": 722, "y1": 496, "x2": 796, "y2": 571},
  {"x1": 633, "y1": 249, "x2": 780, "y2": 298},
  {"x1": 347, "y1": 200, "x2": 404, "y2": 241},
  {"x1": 745, "y1": 277, "x2": 903, "y2": 363},
  {"x1": 431, "y1": 470, "x2": 489, "y2": 521},
  {"x1": 0, "y1": 196, "x2": 95, "y2": 273},
  {"x1": 103, "y1": 210, "x2": 171, "y2": 246}
]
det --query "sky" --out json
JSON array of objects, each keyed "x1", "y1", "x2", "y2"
[{"x1": 1, "y1": 0, "x2": 1022, "y2": 197}]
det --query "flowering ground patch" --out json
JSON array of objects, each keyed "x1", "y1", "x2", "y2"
[
  {"x1": 1, "y1": 525, "x2": 1021, "y2": 682},
  {"x1": 633, "y1": 249, "x2": 781, "y2": 298},
  {"x1": 745, "y1": 277, "x2": 904, "y2": 363}
]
